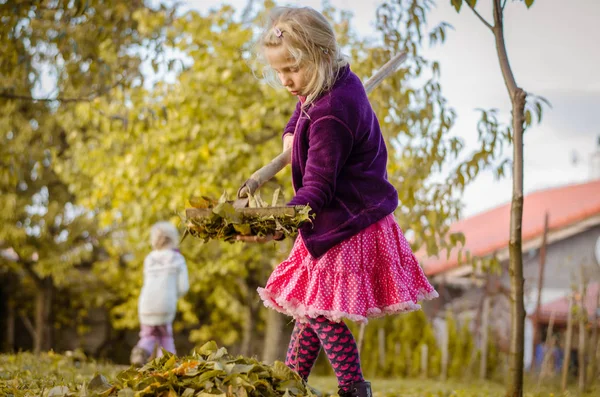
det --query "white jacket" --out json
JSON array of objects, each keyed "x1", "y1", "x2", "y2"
[{"x1": 138, "y1": 249, "x2": 189, "y2": 325}]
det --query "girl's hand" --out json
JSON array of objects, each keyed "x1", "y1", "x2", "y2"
[
  {"x1": 236, "y1": 231, "x2": 284, "y2": 243},
  {"x1": 283, "y1": 134, "x2": 294, "y2": 152}
]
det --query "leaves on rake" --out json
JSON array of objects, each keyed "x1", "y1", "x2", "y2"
[{"x1": 185, "y1": 192, "x2": 313, "y2": 243}]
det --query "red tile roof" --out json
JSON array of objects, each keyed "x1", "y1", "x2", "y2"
[
  {"x1": 421, "y1": 179, "x2": 600, "y2": 276},
  {"x1": 534, "y1": 283, "x2": 599, "y2": 325}
]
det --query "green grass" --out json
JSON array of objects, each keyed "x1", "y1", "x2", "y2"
[
  {"x1": 0, "y1": 351, "x2": 124, "y2": 396},
  {"x1": 0, "y1": 351, "x2": 597, "y2": 396},
  {"x1": 307, "y1": 375, "x2": 598, "y2": 397}
]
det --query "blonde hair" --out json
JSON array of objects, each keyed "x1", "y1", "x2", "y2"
[
  {"x1": 256, "y1": 6, "x2": 348, "y2": 108},
  {"x1": 150, "y1": 221, "x2": 179, "y2": 250}
]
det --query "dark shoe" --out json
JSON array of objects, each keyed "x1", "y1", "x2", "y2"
[{"x1": 338, "y1": 381, "x2": 372, "y2": 397}]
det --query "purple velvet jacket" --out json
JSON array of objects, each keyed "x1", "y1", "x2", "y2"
[{"x1": 285, "y1": 65, "x2": 398, "y2": 258}]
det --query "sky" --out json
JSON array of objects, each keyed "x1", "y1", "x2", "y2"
[{"x1": 185, "y1": 0, "x2": 600, "y2": 218}]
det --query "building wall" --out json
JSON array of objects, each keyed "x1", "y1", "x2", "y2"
[
  {"x1": 521, "y1": 224, "x2": 600, "y2": 304},
  {"x1": 431, "y1": 223, "x2": 600, "y2": 369},
  {"x1": 505, "y1": 224, "x2": 600, "y2": 369},
  {"x1": 491, "y1": 224, "x2": 600, "y2": 319}
]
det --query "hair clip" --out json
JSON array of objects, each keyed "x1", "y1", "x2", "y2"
[{"x1": 274, "y1": 27, "x2": 283, "y2": 38}]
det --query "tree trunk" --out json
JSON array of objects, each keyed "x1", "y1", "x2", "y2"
[
  {"x1": 34, "y1": 277, "x2": 53, "y2": 354},
  {"x1": 240, "y1": 306, "x2": 254, "y2": 357},
  {"x1": 420, "y1": 344, "x2": 428, "y2": 378},
  {"x1": 537, "y1": 309, "x2": 556, "y2": 386},
  {"x1": 34, "y1": 286, "x2": 44, "y2": 354},
  {"x1": 589, "y1": 288, "x2": 600, "y2": 387},
  {"x1": 94, "y1": 311, "x2": 114, "y2": 358},
  {"x1": 377, "y1": 327, "x2": 386, "y2": 370},
  {"x1": 6, "y1": 299, "x2": 15, "y2": 352},
  {"x1": 490, "y1": 1, "x2": 527, "y2": 395},
  {"x1": 480, "y1": 296, "x2": 491, "y2": 380},
  {"x1": 262, "y1": 309, "x2": 284, "y2": 363},
  {"x1": 561, "y1": 294, "x2": 574, "y2": 392},
  {"x1": 241, "y1": 299, "x2": 259, "y2": 357},
  {"x1": 465, "y1": 285, "x2": 487, "y2": 378},
  {"x1": 532, "y1": 212, "x2": 549, "y2": 371},
  {"x1": 357, "y1": 323, "x2": 366, "y2": 353},
  {"x1": 505, "y1": 83, "x2": 526, "y2": 397},
  {"x1": 441, "y1": 314, "x2": 449, "y2": 381},
  {"x1": 578, "y1": 265, "x2": 587, "y2": 393}
]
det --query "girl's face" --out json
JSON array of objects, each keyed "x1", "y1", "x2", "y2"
[{"x1": 264, "y1": 45, "x2": 311, "y2": 97}]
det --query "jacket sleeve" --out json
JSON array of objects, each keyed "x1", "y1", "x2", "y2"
[
  {"x1": 283, "y1": 100, "x2": 302, "y2": 139},
  {"x1": 287, "y1": 116, "x2": 354, "y2": 213},
  {"x1": 176, "y1": 255, "x2": 190, "y2": 298}
]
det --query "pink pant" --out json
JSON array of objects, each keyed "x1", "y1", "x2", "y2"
[{"x1": 136, "y1": 324, "x2": 176, "y2": 357}]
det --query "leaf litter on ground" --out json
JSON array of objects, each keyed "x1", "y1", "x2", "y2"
[{"x1": 0, "y1": 342, "x2": 318, "y2": 397}]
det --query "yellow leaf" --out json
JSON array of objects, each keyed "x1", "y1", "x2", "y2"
[{"x1": 187, "y1": 197, "x2": 210, "y2": 209}]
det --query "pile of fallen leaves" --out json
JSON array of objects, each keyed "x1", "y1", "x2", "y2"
[
  {"x1": 184, "y1": 191, "x2": 313, "y2": 243},
  {"x1": 0, "y1": 342, "x2": 317, "y2": 397},
  {"x1": 106, "y1": 341, "x2": 317, "y2": 396}
]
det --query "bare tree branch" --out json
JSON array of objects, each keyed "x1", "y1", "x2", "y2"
[
  {"x1": 19, "y1": 314, "x2": 37, "y2": 339},
  {"x1": 466, "y1": 3, "x2": 493, "y2": 31},
  {"x1": 502, "y1": 0, "x2": 508, "y2": 11},
  {"x1": 497, "y1": 283, "x2": 511, "y2": 299},
  {"x1": 10, "y1": 247, "x2": 43, "y2": 286},
  {"x1": 20, "y1": 260, "x2": 43, "y2": 287},
  {"x1": 0, "y1": 77, "x2": 126, "y2": 103},
  {"x1": 241, "y1": 0, "x2": 255, "y2": 26}
]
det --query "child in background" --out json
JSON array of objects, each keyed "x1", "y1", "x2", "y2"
[
  {"x1": 130, "y1": 221, "x2": 189, "y2": 366},
  {"x1": 238, "y1": 6, "x2": 439, "y2": 397}
]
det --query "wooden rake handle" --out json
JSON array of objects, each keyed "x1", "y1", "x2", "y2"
[{"x1": 238, "y1": 52, "x2": 408, "y2": 199}]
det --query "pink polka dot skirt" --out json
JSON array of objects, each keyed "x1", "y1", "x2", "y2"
[{"x1": 257, "y1": 214, "x2": 439, "y2": 323}]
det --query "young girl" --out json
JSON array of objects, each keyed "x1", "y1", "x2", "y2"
[
  {"x1": 242, "y1": 6, "x2": 438, "y2": 396},
  {"x1": 130, "y1": 221, "x2": 189, "y2": 366}
]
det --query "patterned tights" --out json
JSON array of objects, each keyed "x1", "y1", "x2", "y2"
[{"x1": 285, "y1": 316, "x2": 364, "y2": 390}]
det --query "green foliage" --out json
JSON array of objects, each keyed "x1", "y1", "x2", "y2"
[
  {"x1": 446, "y1": 310, "x2": 499, "y2": 380},
  {"x1": 55, "y1": 3, "x2": 295, "y2": 344},
  {"x1": 0, "y1": 350, "x2": 122, "y2": 396},
  {"x1": 446, "y1": 313, "x2": 473, "y2": 378},
  {"x1": 348, "y1": 310, "x2": 500, "y2": 381},
  {"x1": 0, "y1": 0, "x2": 176, "y2": 351},
  {"x1": 451, "y1": 0, "x2": 536, "y2": 12},
  {"x1": 369, "y1": 0, "x2": 505, "y2": 258},
  {"x1": 353, "y1": 311, "x2": 440, "y2": 378}
]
